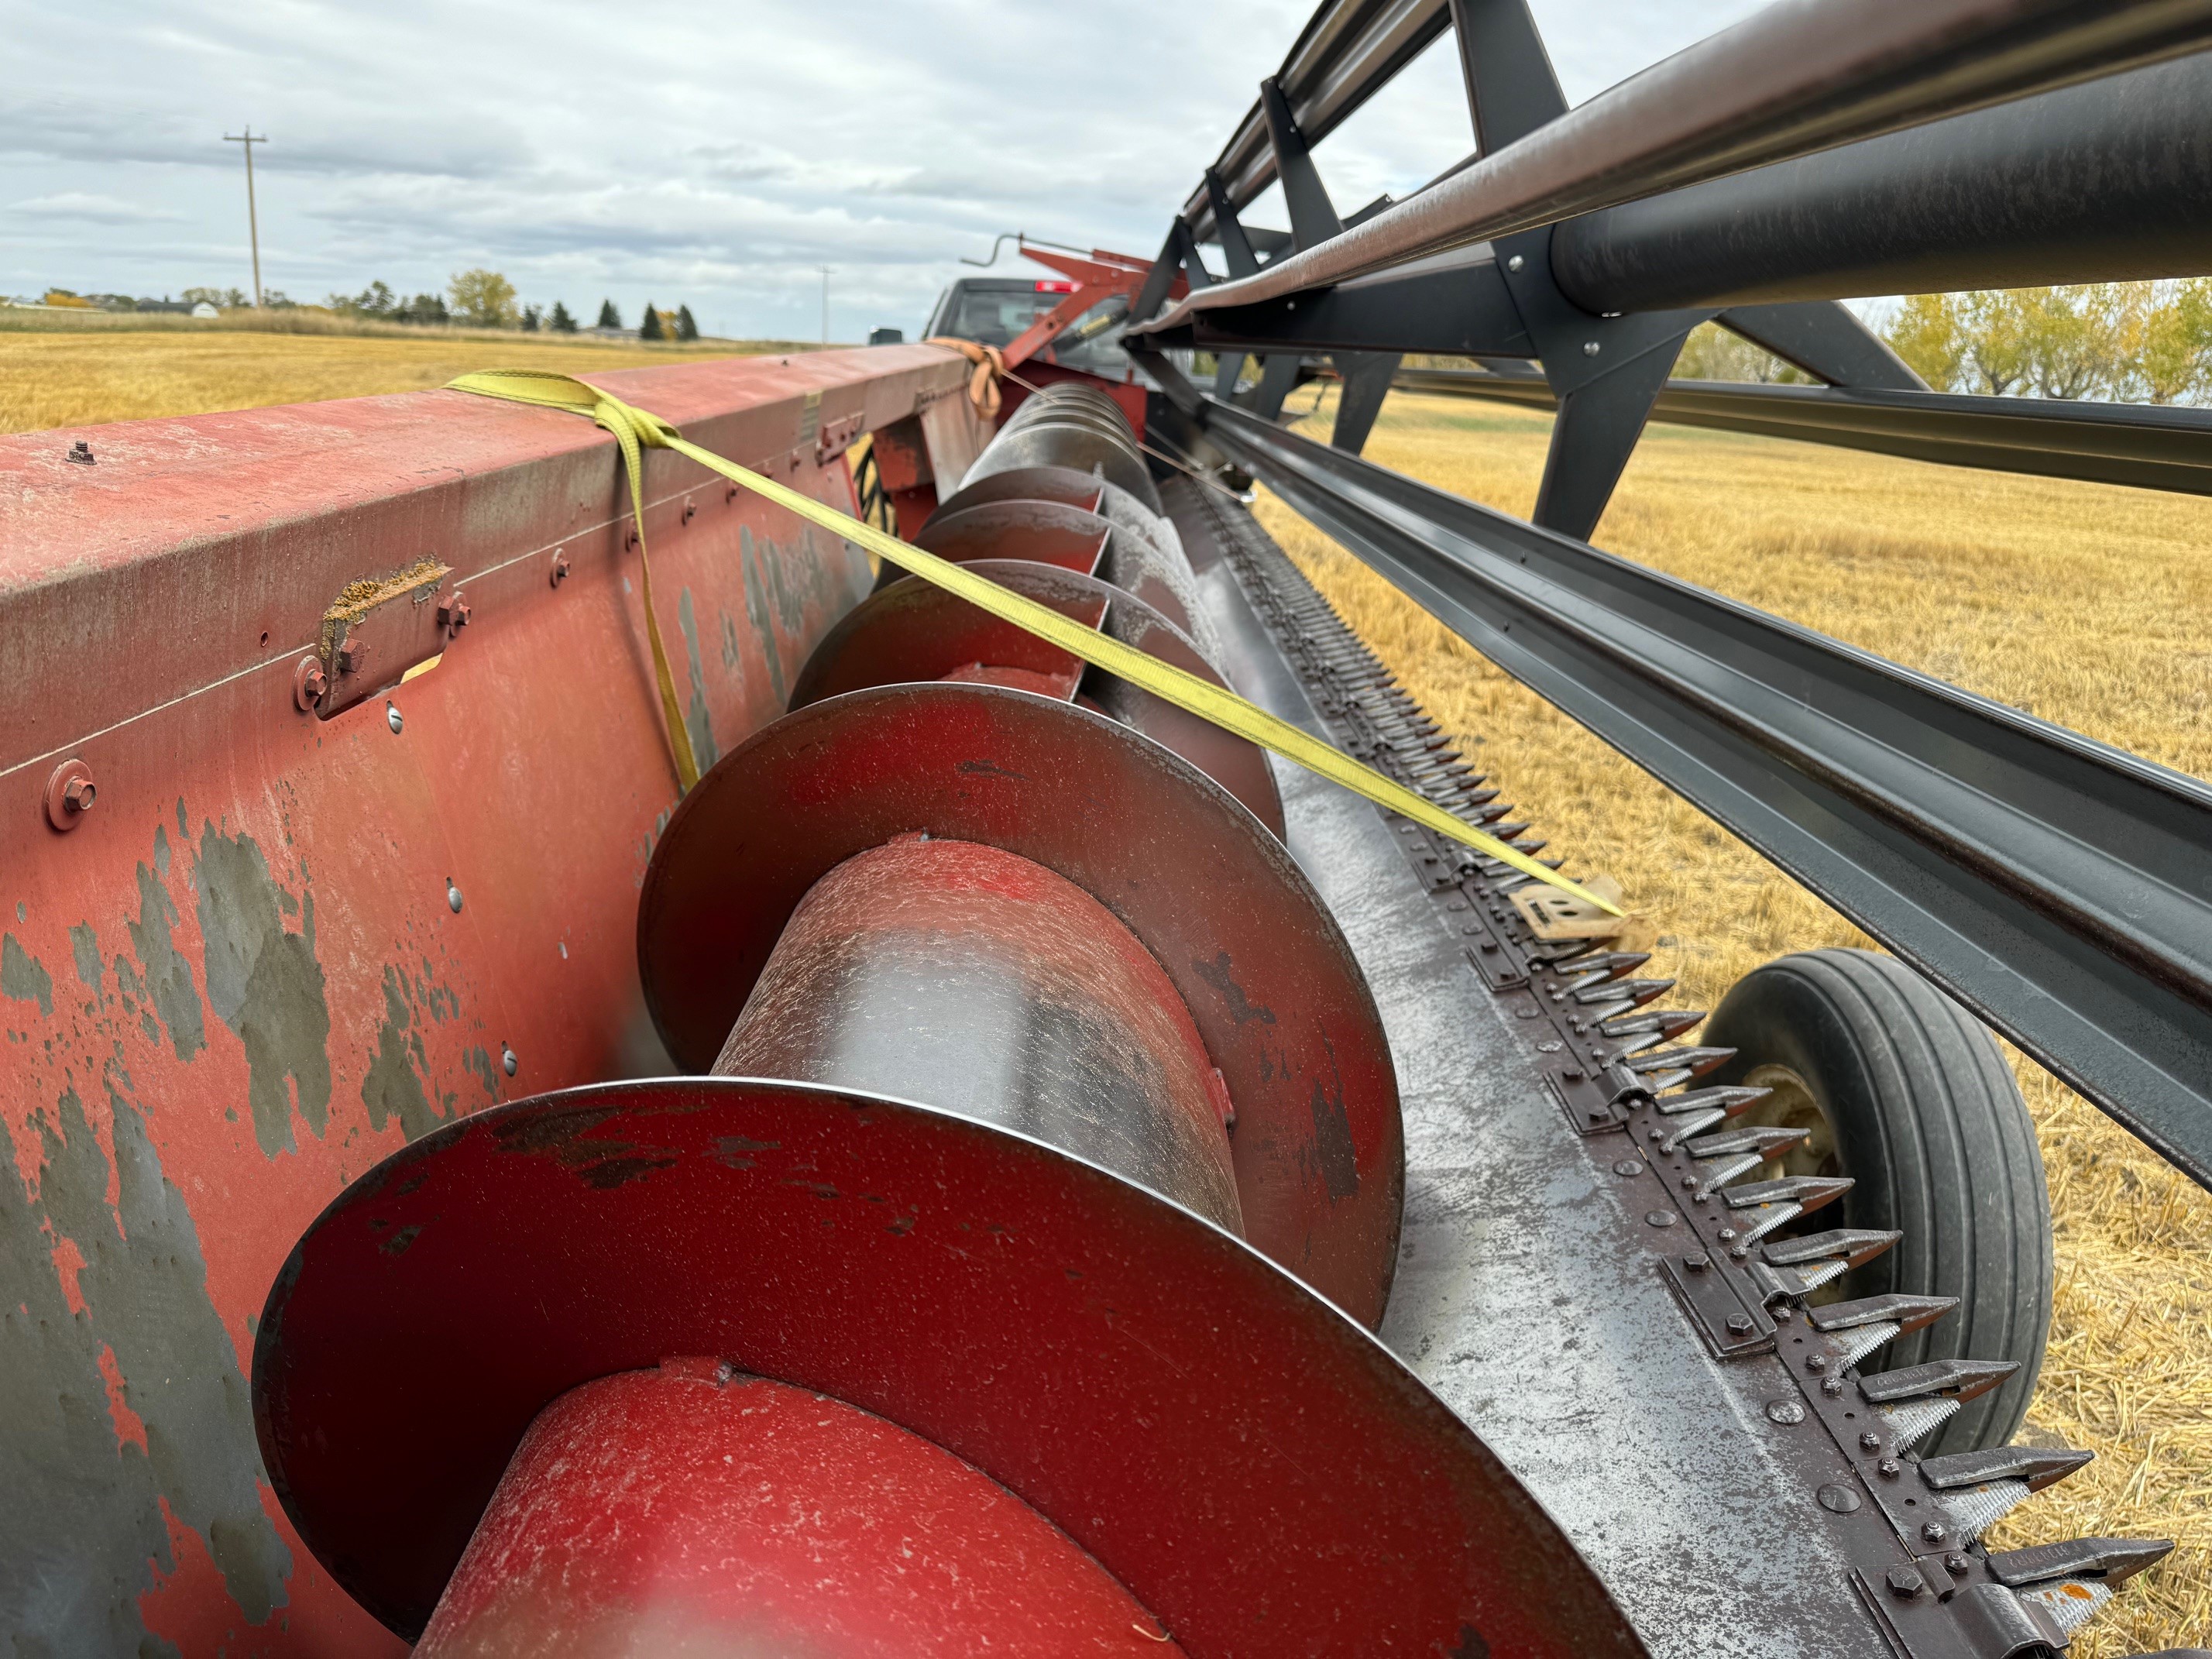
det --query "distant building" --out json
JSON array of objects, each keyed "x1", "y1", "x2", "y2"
[{"x1": 869, "y1": 327, "x2": 905, "y2": 345}]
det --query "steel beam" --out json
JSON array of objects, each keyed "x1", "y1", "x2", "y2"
[
  {"x1": 1551, "y1": 50, "x2": 2212, "y2": 313},
  {"x1": 1146, "y1": 368, "x2": 2212, "y2": 1189},
  {"x1": 1142, "y1": 0, "x2": 2212, "y2": 332},
  {"x1": 1393, "y1": 366, "x2": 2212, "y2": 497},
  {"x1": 1173, "y1": 244, "x2": 1534, "y2": 359}
]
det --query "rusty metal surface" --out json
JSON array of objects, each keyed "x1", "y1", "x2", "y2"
[
  {"x1": 254, "y1": 1079, "x2": 1647, "y2": 1657},
  {"x1": 793, "y1": 556, "x2": 1103, "y2": 704},
  {"x1": 791, "y1": 558, "x2": 1283, "y2": 834},
  {"x1": 717, "y1": 834, "x2": 1244, "y2": 1230},
  {"x1": 417, "y1": 1362, "x2": 1180, "y2": 1653},
  {"x1": 635, "y1": 683, "x2": 1403, "y2": 1324},
  {"x1": 908, "y1": 497, "x2": 1111, "y2": 575},
  {"x1": 0, "y1": 346, "x2": 982, "y2": 1651},
  {"x1": 930, "y1": 462, "x2": 1106, "y2": 520}
]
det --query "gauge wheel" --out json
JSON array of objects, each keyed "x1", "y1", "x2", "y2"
[{"x1": 1704, "y1": 948, "x2": 2052, "y2": 1455}]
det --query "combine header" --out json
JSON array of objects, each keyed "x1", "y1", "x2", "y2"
[{"x1": 6, "y1": 0, "x2": 2212, "y2": 1654}]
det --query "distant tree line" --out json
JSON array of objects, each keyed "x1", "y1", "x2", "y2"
[
  {"x1": 1678, "y1": 281, "x2": 2212, "y2": 404},
  {"x1": 325, "y1": 270, "x2": 701, "y2": 340}
]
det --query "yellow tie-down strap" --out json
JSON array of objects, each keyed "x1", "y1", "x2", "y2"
[{"x1": 446, "y1": 368, "x2": 1617, "y2": 913}]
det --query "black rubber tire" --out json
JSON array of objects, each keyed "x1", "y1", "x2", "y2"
[{"x1": 1703, "y1": 949, "x2": 2052, "y2": 1455}]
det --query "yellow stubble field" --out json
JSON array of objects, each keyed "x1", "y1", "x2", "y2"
[
  {"x1": 1261, "y1": 386, "x2": 2210, "y2": 1656},
  {"x1": 5, "y1": 326, "x2": 2202, "y2": 1652}
]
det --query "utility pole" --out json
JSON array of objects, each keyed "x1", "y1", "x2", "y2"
[
  {"x1": 819, "y1": 266, "x2": 830, "y2": 347},
  {"x1": 223, "y1": 127, "x2": 268, "y2": 306}
]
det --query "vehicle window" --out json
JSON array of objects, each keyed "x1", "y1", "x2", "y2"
[{"x1": 950, "y1": 290, "x2": 1062, "y2": 345}]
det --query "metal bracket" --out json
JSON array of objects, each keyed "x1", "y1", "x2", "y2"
[{"x1": 314, "y1": 557, "x2": 453, "y2": 719}]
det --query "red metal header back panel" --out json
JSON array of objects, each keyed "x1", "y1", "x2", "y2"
[{"x1": 0, "y1": 345, "x2": 984, "y2": 1652}]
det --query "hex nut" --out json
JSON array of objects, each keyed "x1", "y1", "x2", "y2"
[
  {"x1": 294, "y1": 656, "x2": 328, "y2": 713},
  {"x1": 43, "y1": 758, "x2": 96, "y2": 833},
  {"x1": 1887, "y1": 1565, "x2": 1925, "y2": 1599}
]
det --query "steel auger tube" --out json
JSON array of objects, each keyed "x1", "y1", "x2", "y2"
[{"x1": 1550, "y1": 49, "x2": 2212, "y2": 312}]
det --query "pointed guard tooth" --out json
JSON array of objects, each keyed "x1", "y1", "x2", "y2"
[
  {"x1": 1920, "y1": 1445, "x2": 2095, "y2": 1495},
  {"x1": 1986, "y1": 1537, "x2": 2175, "y2": 1589},
  {"x1": 1720, "y1": 1174, "x2": 1851, "y2": 1214},
  {"x1": 1681, "y1": 1124, "x2": 1809, "y2": 1161},
  {"x1": 1599, "y1": 1008, "x2": 1705, "y2": 1041},
  {"x1": 1652, "y1": 1084, "x2": 1769, "y2": 1118},
  {"x1": 1858, "y1": 1356, "x2": 2020, "y2": 1406},
  {"x1": 1761, "y1": 1228, "x2": 1901, "y2": 1270},
  {"x1": 1574, "y1": 976, "x2": 1674, "y2": 1008},
  {"x1": 1806, "y1": 1293, "x2": 1958, "y2": 1336},
  {"x1": 1562, "y1": 951, "x2": 1650, "y2": 990},
  {"x1": 1621, "y1": 1044, "x2": 1733, "y2": 1078}
]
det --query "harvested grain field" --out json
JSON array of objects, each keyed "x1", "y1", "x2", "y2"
[
  {"x1": 12, "y1": 332, "x2": 2202, "y2": 1651},
  {"x1": 1262, "y1": 383, "x2": 2210, "y2": 1657},
  {"x1": 0, "y1": 318, "x2": 805, "y2": 436}
]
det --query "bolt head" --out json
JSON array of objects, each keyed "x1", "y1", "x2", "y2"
[
  {"x1": 446, "y1": 882, "x2": 464, "y2": 914},
  {"x1": 43, "y1": 757, "x2": 98, "y2": 832},
  {"x1": 1685, "y1": 1252, "x2": 1710, "y2": 1272},
  {"x1": 550, "y1": 552, "x2": 572, "y2": 586},
  {"x1": 386, "y1": 702, "x2": 404, "y2": 735},
  {"x1": 502, "y1": 1046, "x2": 518, "y2": 1077},
  {"x1": 1728, "y1": 1313, "x2": 1754, "y2": 1335},
  {"x1": 1583, "y1": 340, "x2": 1602, "y2": 356},
  {"x1": 438, "y1": 592, "x2": 472, "y2": 630},
  {"x1": 293, "y1": 656, "x2": 328, "y2": 713},
  {"x1": 1887, "y1": 1565, "x2": 1924, "y2": 1600},
  {"x1": 1506, "y1": 254, "x2": 1525, "y2": 272},
  {"x1": 1878, "y1": 1458, "x2": 1901, "y2": 1479},
  {"x1": 1613, "y1": 1159, "x2": 1641, "y2": 1176},
  {"x1": 1765, "y1": 1397, "x2": 1805, "y2": 1424},
  {"x1": 1644, "y1": 1210, "x2": 1676, "y2": 1228}
]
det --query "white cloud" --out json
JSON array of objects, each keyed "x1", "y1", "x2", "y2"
[
  {"x1": 9, "y1": 191, "x2": 186, "y2": 224},
  {"x1": 0, "y1": 0, "x2": 1764, "y2": 337}
]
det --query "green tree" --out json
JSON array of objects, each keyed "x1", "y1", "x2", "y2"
[
  {"x1": 549, "y1": 300, "x2": 578, "y2": 333},
  {"x1": 640, "y1": 304, "x2": 665, "y2": 342},
  {"x1": 520, "y1": 304, "x2": 541, "y2": 333},
  {"x1": 1674, "y1": 321, "x2": 1805, "y2": 383},
  {"x1": 1885, "y1": 293, "x2": 1966, "y2": 390},
  {"x1": 2119, "y1": 279, "x2": 2212, "y2": 404},
  {"x1": 597, "y1": 298, "x2": 620, "y2": 329},
  {"x1": 448, "y1": 268, "x2": 520, "y2": 328},
  {"x1": 2019, "y1": 284, "x2": 2122, "y2": 400},
  {"x1": 676, "y1": 304, "x2": 700, "y2": 342},
  {"x1": 1956, "y1": 290, "x2": 2035, "y2": 394}
]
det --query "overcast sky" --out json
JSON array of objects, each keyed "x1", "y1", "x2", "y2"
[{"x1": 2, "y1": 0, "x2": 1763, "y2": 341}]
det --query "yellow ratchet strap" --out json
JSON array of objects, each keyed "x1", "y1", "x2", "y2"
[{"x1": 446, "y1": 366, "x2": 1619, "y2": 914}]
